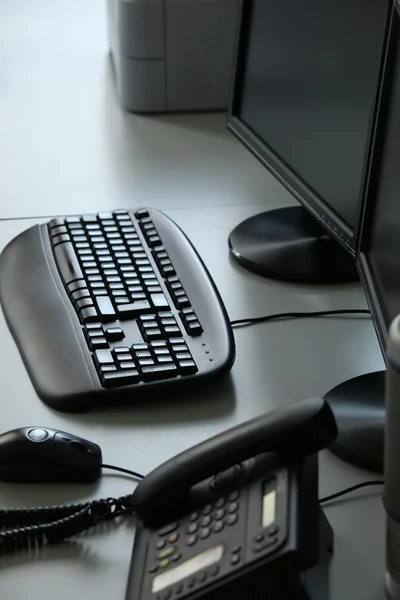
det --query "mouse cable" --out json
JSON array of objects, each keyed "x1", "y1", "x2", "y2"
[
  {"x1": 319, "y1": 480, "x2": 384, "y2": 504},
  {"x1": 231, "y1": 309, "x2": 371, "y2": 328},
  {"x1": 102, "y1": 463, "x2": 144, "y2": 480}
]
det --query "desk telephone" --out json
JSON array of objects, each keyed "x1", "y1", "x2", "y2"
[{"x1": 126, "y1": 397, "x2": 338, "y2": 600}]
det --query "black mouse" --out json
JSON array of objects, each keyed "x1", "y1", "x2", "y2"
[{"x1": 0, "y1": 427, "x2": 102, "y2": 483}]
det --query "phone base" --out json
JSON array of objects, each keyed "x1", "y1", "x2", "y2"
[{"x1": 324, "y1": 370, "x2": 385, "y2": 474}]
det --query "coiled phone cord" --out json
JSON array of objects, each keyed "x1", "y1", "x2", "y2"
[{"x1": 0, "y1": 494, "x2": 133, "y2": 555}]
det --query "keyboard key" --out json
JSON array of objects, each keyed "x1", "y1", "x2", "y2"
[
  {"x1": 92, "y1": 288, "x2": 108, "y2": 296},
  {"x1": 52, "y1": 233, "x2": 71, "y2": 246},
  {"x1": 89, "y1": 337, "x2": 109, "y2": 351},
  {"x1": 172, "y1": 345, "x2": 187, "y2": 353},
  {"x1": 150, "y1": 340, "x2": 168, "y2": 348},
  {"x1": 116, "y1": 301, "x2": 151, "y2": 318},
  {"x1": 112, "y1": 290, "x2": 127, "y2": 297},
  {"x1": 135, "y1": 208, "x2": 149, "y2": 219},
  {"x1": 143, "y1": 328, "x2": 163, "y2": 341},
  {"x1": 154, "y1": 347, "x2": 170, "y2": 355},
  {"x1": 72, "y1": 289, "x2": 91, "y2": 303},
  {"x1": 176, "y1": 352, "x2": 192, "y2": 361},
  {"x1": 157, "y1": 355, "x2": 174, "y2": 363},
  {"x1": 75, "y1": 242, "x2": 90, "y2": 249},
  {"x1": 132, "y1": 343, "x2": 149, "y2": 351},
  {"x1": 94, "y1": 296, "x2": 116, "y2": 321},
  {"x1": 148, "y1": 286, "x2": 163, "y2": 293},
  {"x1": 82, "y1": 215, "x2": 98, "y2": 223},
  {"x1": 178, "y1": 360, "x2": 198, "y2": 375},
  {"x1": 142, "y1": 364, "x2": 178, "y2": 381},
  {"x1": 113, "y1": 346, "x2": 130, "y2": 354},
  {"x1": 151, "y1": 293, "x2": 169, "y2": 309},
  {"x1": 115, "y1": 297, "x2": 130, "y2": 304},
  {"x1": 135, "y1": 350, "x2": 152, "y2": 359},
  {"x1": 131, "y1": 292, "x2": 147, "y2": 301},
  {"x1": 119, "y1": 361, "x2": 137, "y2": 369},
  {"x1": 105, "y1": 327, "x2": 125, "y2": 341},
  {"x1": 53, "y1": 241, "x2": 83, "y2": 284},
  {"x1": 88, "y1": 275, "x2": 103, "y2": 282},
  {"x1": 175, "y1": 296, "x2": 191, "y2": 309},
  {"x1": 48, "y1": 217, "x2": 65, "y2": 229},
  {"x1": 164, "y1": 326, "x2": 182, "y2": 337},
  {"x1": 106, "y1": 276, "x2": 122, "y2": 283},
  {"x1": 80, "y1": 306, "x2": 98, "y2": 324},
  {"x1": 101, "y1": 370, "x2": 140, "y2": 387},
  {"x1": 161, "y1": 318, "x2": 176, "y2": 326},
  {"x1": 76, "y1": 298, "x2": 94, "y2": 310},
  {"x1": 68, "y1": 279, "x2": 87, "y2": 293},
  {"x1": 98, "y1": 212, "x2": 114, "y2": 220},
  {"x1": 85, "y1": 223, "x2": 101, "y2": 230},
  {"x1": 138, "y1": 358, "x2": 155, "y2": 367},
  {"x1": 186, "y1": 321, "x2": 203, "y2": 336},
  {"x1": 110, "y1": 283, "x2": 124, "y2": 290},
  {"x1": 104, "y1": 269, "x2": 119, "y2": 276},
  {"x1": 93, "y1": 349, "x2": 114, "y2": 367}
]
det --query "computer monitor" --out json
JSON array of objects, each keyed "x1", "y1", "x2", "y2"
[
  {"x1": 227, "y1": 0, "x2": 390, "y2": 284},
  {"x1": 326, "y1": 2, "x2": 400, "y2": 475}
]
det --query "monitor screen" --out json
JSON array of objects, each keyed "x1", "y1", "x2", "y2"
[
  {"x1": 228, "y1": 0, "x2": 389, "y2": 252},
  {"x1": 359, "y1": 8, "x2": 400, "y2": 350}
]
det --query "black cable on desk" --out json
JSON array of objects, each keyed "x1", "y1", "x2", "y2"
[
  {"x1": 230, "y1": 309, "x2": 371, "y2": 328},
  {"x1": 102, "y1": 464, "x2": 144, "y2": 480},
  {"x1": 319, "y1": 480, "x2": 384, "y2": 504}
]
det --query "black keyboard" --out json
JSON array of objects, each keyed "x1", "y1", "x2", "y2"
[{"x1": 0, "y1": 208, "x2": 235, "y2": 412}]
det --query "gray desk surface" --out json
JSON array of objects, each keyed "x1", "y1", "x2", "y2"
[
  {"x1": 0, "y1": 0, "x2": 288, "y2": 220},
  {"x1": 0, "y1": 207, "x2": 386, "y2": 599}
]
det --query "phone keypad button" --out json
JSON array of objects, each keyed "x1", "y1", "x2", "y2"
[
  {"x1": 159, "y1": 523, "x2": 179, "y2": 536},
  {"x1": 213, "y1": 509, "x2": 225, "y2": 520},
  {"x1": 202, "y1": 504, "x2": 212, "y2": 515},
  {"x1": 232, "y1": 545, "x2": 242, "y2": 554},
  {"x1": 227, "y1": 501, "x2": 239, "y2": 513},
  {"x1": 213, "y1": 521, "x2": 224, "y2": 533},
  {"x1": 157, "y1": 539, "x2": 167, "y2": 550},
  {"x1": 255, "y1": 533, "x2": 264, "y2": 543},
  {"x1": 160, "y1": 559, "x2": 170, "y2": 569},
  {"x1": 189, "y1": 512, "x2": 199, "y2": 522},
  {"x1": 268, "y1": 525, "x2": 279, "y2": 536},
  {"x1": 174, "y1": 583, "x2": 183, "y2": 595},
  {"x1": 158, "y1": 547, "x2": 176, "y2": 560},
  {"x1": 187, "y1": 577, "x2": 195, "y2": 589},
  {"x1": 215, "y1": 497, "x2": 226, "y2": 508},
  {"x1": 199, "y1": 571, "x2": 207, "y2": 583},
  {"x1": 148, "y1": 564, "x2": 159, "y2": 573},
  {"x1": 187, "y1": 534, "x2": 197, "y2": 546},
  {"x1": 231, "y1": 554, "x2": 241, "y2": 565},
  {"x1": 169, "y1": 533, "x2": 179, "y2": 544},
  {"x1": 201, "y1": 515, "x2": 212, "y2": 527},
  {"x1": 171, "y1": 553, "x2": 181, "y2": 563},
  {"x1": 226, "y1": 513, "x2": 238, "y2": 526},
  {"x1": 200, "y1": 527, "x2": 211, "y2": 539},
  {"x1": 210, "y1": 565, "x2": 220, "y2": 577},
  {"x1": 187, "y1": 523, "x2": 198, "y2": 534},
  {"x1": 228, "y1": 491, "x2": 240, "y2": 501}
]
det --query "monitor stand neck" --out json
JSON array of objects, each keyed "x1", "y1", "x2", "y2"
[
  {"x1": 228, "y1": 206, "x2": 358, "y2": 284},
  {"x1": 324, "y1": 370, "x2": 385, "y2": 474}
]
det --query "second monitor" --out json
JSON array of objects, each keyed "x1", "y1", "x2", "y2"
[{"x1": 227, "y1": 0, "x2": 390, "y2": 284}]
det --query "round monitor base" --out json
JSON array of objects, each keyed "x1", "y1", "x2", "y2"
[
  {"x1": 228, "y1": 206, "x2": 358, "y2": 284},
  {"x1": 324, "y1": 370, "x2": 385, "y2": 474}
]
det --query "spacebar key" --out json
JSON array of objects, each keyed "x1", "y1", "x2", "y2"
[
  {"x1": 142, "y1": 364, "x2": 178, "y2": 381},
  {"x1": 53, "y1": 241, "x2": 83, "y2": 284}
]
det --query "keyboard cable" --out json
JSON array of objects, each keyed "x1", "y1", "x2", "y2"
[{"x1": 230, "y1": 309, "x2": 371, "y2": 328}]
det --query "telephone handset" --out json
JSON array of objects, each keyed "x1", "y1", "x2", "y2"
[{"x1": 126, "y1": 397, "x2": 338, "y2": 600}]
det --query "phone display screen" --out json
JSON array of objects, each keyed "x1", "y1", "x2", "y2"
[
  {"x1": 152, "y1": 545, "x2": 224, "y2": 593},
  {"x1": 262, "y1": 480, "x2": 276, "y2": 528}
]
